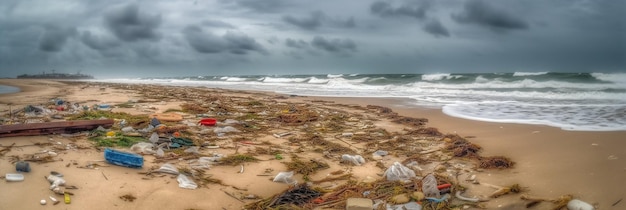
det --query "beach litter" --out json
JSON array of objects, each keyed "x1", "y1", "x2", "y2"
[
  {"x1": 177, "y1": 174, "x2": 198, "y2": 189},
  {"x1": 104, "y1": 148, "x2": 143, "y2": 168},
  {"x1": 0, "y1": 81, "x2": 601, "y2": 210}
]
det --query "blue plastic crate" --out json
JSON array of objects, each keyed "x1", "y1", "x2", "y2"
[{"x1": 104, "y1": 148, "x2": 143, "y2": 168}]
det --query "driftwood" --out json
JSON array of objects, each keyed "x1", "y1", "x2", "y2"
[{"x1": 0, "y1": 119, "x2": 114, "y2": 137}]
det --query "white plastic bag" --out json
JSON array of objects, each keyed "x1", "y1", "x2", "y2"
[
  {"x1": 156, "y1": 147, "x2": 165, "y2": 157},
  {"x1": 46, "y1": 175, "x2": 66, "y2": 189},
  {"x1": 130, "y1": 142, "x2": 155, "y2": 154},
  {"x1": 383, "y1": 162, "x2": 416, "y2": 182},
  {"x1": 149, "y1": 132, "x2": 159, "y2": 143},
  {"x1": 184, "y1": 146, "x2": 200, "y2": 154},
  {"x1": 189, "y1": 157, "x2": 215, "y2": 169},
  {"x1": 156, "y1": 163, "x2": 179, "y2": 175},
  {"x1": 273, "y1": 171, "x2": 297, "y2": 185},
  {"x1": 213, "y1": 126, "x2": 240, "y2": 133},
  {"x1": 177, "y1": 174, "x2": 198, "y2": 189},
  {"x1": 341, "y1": 154, "x2": 365, "y2": 165}
]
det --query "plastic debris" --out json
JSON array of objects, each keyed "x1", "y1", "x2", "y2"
[
  {"x1": 5, "y1": 173, "x2": 24, "y2": 182},
  {"x1": 273, "y1": 171, "x2": 297, "y2": 185},
  {"x1": 149, "y1": 132, "x2": 159, "y2": 143},
  {"x1": 383, "y1": 162, "x2": 416, "y2": 182},
  {"x1": 155, "y1": 163, "x2": 179, "y2": 175},
  {"x1": 104, "y1": 148, "x2": 144, "y2": 168},
  {"x1": 130, "y1": 142, "x2": 155, "y2": 155},
  {"x1": 422, "y1": 174, "x2": 440, "y2": 198},
  {"x1": 214, "y1": 126, "x2": 240, "y2": 134},
  {"x1": 177, "y1": 174, "x2": 198, "y2": 189},
  {"x1": 341, "y1": 154, "x2": 366, "y2": 165},
  {"x1": 47, "y1": 175, "x2": 66, "y2": 189}
]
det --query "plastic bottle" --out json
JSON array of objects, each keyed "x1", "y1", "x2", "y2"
[
  {"x1": 421, "y1": 174, "x2": 440, "y2": 198},
  {"x1": 16, "y1": 161, "x2": 31, "y2": 172},
  {"x1": 5, "y1": 173, "x2": 24, "y2": 182}
]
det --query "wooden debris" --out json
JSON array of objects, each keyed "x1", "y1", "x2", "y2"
[{"x1": 0, "y1": 119, "x2": 114, "y2": 137}]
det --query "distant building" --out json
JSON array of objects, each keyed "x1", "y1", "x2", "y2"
[{"x1": 17, "y1": 70, "x2": 94, "y2": 79}]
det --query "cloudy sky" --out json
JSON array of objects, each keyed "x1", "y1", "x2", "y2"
[{"x1": 0, "y1": 0, "x2": 623, "y2": 78}]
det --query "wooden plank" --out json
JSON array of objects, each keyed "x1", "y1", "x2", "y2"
[{"x1": 0, "y1": 119, "x2": 114, "y2": 137}]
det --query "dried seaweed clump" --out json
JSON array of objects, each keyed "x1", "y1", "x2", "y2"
[
  {"x1": 407, "y1": 127, "x2": 442, "y2": 136},
  {"x1": 479, "y1": 156, "x2": 515, "y2": 169},
  {"x1": 219, "y1": 154, "x2": 258, "y2": 165},
  {"x1": 444, "y1": 135, "x2": 481, "y2": 157},
  {"x1": 366, "y1": 105, "x2": 395, "y2": 115},
  {"x1": 245, "y1": 184, "x2": 320, "y2": 210},
  {"x1": 181, "y1": 103, "x2": 208, "y2": 114},
  {"x1": 119, "y1": 194, "x2": 136, "y2": 202},
  {"x1": 390, "y1": 116, "x2": 428, "y2": 127},
  {"x1": 284, "y1": 158, "x2": 329, "y2": 180},
  {"x1": 277, "y1": 111, "x2": 319, "y2": 125}
]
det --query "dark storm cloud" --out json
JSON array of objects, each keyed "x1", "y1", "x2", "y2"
[
  {"x1": 283, "y1": 11, "x2": 355, "y2": 30},
  {"x1": 39, "y1": 25, "x2": 77, "y2": 52},
  {"x1": 452, "y1": 0, "x2": 528, "y2": 31},
  {"x1": 370, "y1": 1, "x2": 431, "y2": 20},
  {"x1": 423, "y1": 19, "x2": 449, "y2": 37},
  {"x1": 311, "y1": 36, "x2": 356, "y2": 54},
  {"x1": 220, "y1": 0, "x2": 290, "y2": 13},
  {"x1": 282, "y1": 11, "x2": 323, "y2": 30},
  {"x1": 223, "y1": 32, "x2": 268, "y2": 55},
  {"x1": 80, "y1": 31, "x2": 120, "y2": 51},
  {"x1": 182, "y1": 25, "x2": 267, "y2": 55},
  {"x1": 285, "y1": 38, "x2": 308, "y2": 49},
  {"x1": 183, "y1": 26, "x2": 228, "y2": 53},
  {"x1": 201, "y1": 20, "x2": 235, "y2": 29},
  {"x1": 104, "y1": 4, "x2": 162, "y2": 42}
]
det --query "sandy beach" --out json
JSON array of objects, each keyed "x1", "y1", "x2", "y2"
[{"x1": 1, "y1": 79, "x2": 624, "y2": 210}]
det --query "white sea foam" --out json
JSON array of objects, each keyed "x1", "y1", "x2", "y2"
[
  {"x1": 327, "y1": 74, "x2": 343, "y2": 78},
  {"x1": 262, "y1": 77, "x2": 308, "y2": 83},
  {"x1": 592, "y1": 73, "x2": 626, "y2": 86},
  {"x1": 421, "y1": 73, "x2": 451, "y2": 81},
  {"x1": 513, "y1": 71, "x2": 549, "y2": 76},
  {"x1": 224, "y1": 77, "x2": 247, "y2": 82},
  {"x1": 306, "y1": 77, "x2": 328, "y2": 84}
]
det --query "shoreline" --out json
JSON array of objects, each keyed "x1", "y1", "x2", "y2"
[{"x1": 1, "y1": 79, "x2": 624, "y2": 209}]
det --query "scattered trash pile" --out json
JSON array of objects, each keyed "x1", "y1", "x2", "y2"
[{"x1": 0, "y1": 82, "x2": 599, "y2": 209}]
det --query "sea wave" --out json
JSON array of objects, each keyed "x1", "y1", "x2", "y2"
[
  {"x1": 262, "y1": 77, "x2": 308, "y2": 83},
  {"x1": 421, "y1": 73, "x2": 462, "y2": 81},
  {"x1": 308, "y1": 77, "x2": 329, "y2": 84},
  {"x1": 224, "y1": 77, "x2": 247, "y2": 82},
  {"x1": 96, "y1": 72, "x2": 626, "y2": 131},
  {"x1": 513, "y1": 71, "x2": 549, "y2": 76},
  {"x1": 591, "y1": 73, "x2": 626, "y2": 86}
]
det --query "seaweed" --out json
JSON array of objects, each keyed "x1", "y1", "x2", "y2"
[
  {"x1": 444, "y1": 135, "x2": 481, "y2": 158},
  {"x1": 68, "y1": 111, "x2": 148, "y2": 127},
  {"x1": 88, "y1": 131, "x2": 145, "y2": 147},
  {"x1": 479, "y1": 156, "x2": 515, "y2": 169},
  {"x1": 283, "y1": 157, "x2": 329, "y2": 181},
  {"x1": 181, "y1": 103, "x2": 208, "y2": 114},
  {"x1": 219, "y1": 154, "x2": 259, "y2": 166}
]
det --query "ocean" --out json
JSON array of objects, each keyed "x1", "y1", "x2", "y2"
[
  {"x1": 100, "y1": 72, "x2": 626, "y2": 131},
  {"x1": 0, "y1": 85, "x2": 19, "y2": 95}
]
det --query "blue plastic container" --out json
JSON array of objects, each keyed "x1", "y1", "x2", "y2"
[{"x1": 104, "y1": 148, "x2": 143, "y2": 168}]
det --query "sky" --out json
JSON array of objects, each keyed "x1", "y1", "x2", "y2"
[{"x1": 0, "y1": 0, "x2": 624, "y2": 78}]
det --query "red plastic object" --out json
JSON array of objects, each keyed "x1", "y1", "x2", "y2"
[
  {"x1": 199, "y1": 118, "x2": 217, "y2": 126},
  {"x1": 437, "y1": 183, "x2": 452, "y2": 190}
]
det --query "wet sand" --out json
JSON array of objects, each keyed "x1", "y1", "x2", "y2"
[
  {"x1": 0, "y1": 79, "x2": 624, "y2": 209},
  {"x1": 319, "y1": 97, "x2": 626, "y2": 209}
]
